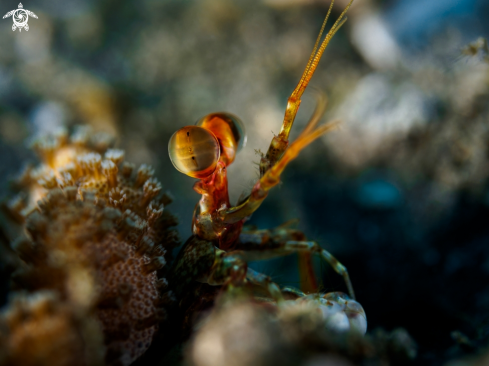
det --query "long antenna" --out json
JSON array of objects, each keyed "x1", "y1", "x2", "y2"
[{"x1": 279, "y1": 0, "x2": 354, "y2": 140}]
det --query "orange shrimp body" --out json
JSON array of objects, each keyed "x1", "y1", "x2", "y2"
[
  {"x1": 167, "y1": 0, "x2": 357, "y2": 305},
  {"x1": 169, "y1": 112, "x2": 246, "y2": 248}
]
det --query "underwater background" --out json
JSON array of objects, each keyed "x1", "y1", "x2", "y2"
[{"x1": 0, "y1": 0, "x2": 488, "y2": 364}]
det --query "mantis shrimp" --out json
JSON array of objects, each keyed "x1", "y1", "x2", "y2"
[{"x1": 167, "y1": 0, "x2": 356, "y2": 306}]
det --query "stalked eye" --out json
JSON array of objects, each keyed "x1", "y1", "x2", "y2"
[
  {"x1": 196, "y1": 112, "x2": 246, "y2": 166},
  {"x1": 168, "y1": 126, "x2": 220, "y2": 179}
]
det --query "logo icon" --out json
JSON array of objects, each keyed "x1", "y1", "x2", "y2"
[{"x1": 3, "y1": 3, "x2": 37, "y2": 32}]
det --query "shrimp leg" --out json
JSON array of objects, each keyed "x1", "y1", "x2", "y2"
[{"x1": 231, "y1": 227, "x2": 355, "y2": 299}]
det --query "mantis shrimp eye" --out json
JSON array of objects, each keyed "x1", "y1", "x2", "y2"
[
  {"x1": 168, "y1": 126, "x2": 220, "y2": 179},
  {"x1": 196, "y1": 112, "x2": 246, "y2": 166}
]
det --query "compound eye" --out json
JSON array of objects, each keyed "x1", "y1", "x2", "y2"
[
  {"x1": 168, "y1": 126, "x2": 220, "y2": 179},
  {"x1": 196, "y1": 112, "x2": 246, "y2": 166}
]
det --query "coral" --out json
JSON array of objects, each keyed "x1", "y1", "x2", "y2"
[
  {"x1": 1, "y1": 127, "x2": 179, "y2": 366},
  {"x1": 0, "y1": 291, "x2": 104, "y2": 366},
  {"x1": 187, "y1": 299, "x2": 416, "y2": 366},
  {"x1": 279, "y1": 292, "x2": 367, "y2": 336}
]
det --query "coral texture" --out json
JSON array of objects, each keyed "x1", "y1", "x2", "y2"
[
  {"x1": 0, "y1": 291, "x2": 104, "y2": 366},
  {"x1": 1, "y1": 127, "x2": 179, "y2": 366},
  {"x1": 188, "y1": 299, "x2": 415, "y2": 366}
]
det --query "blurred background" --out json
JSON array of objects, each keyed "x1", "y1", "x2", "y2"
[{"x1": 0, "y1": 0, "x2": 489, "y2": 364}]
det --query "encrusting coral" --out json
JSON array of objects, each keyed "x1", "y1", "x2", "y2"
[
  {"x1": 188, "y1": 297, "x2": 415, "y2": 366},
  {"x1": 0, "y1": 127, "x2": 180, "y2": 366},
  {"x1": 0, "y1": 291, "x2": 104, "y2": 366}
]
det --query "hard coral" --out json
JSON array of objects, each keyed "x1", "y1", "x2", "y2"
[
  {"x1": 188, "y1": 299, "x2": 416, "y2": 366},
  {"x1": 1, "y1": 127, "x2": 180, "y2": 366},
  {"x1": 0, "y1": 291, "x2": 104, "y2": 366}
]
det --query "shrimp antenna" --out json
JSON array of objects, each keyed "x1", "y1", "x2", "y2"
[
  {"x1": 280, "y1": 0, "x2": 353, "y2": 140},
  {"x1": 221, "y1": 0, "x2": 354, "y2": 225}
]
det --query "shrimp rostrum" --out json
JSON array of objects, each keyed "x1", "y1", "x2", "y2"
[{"x1": 167, "y1": 0, "x2": 356, "y2": 304}]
